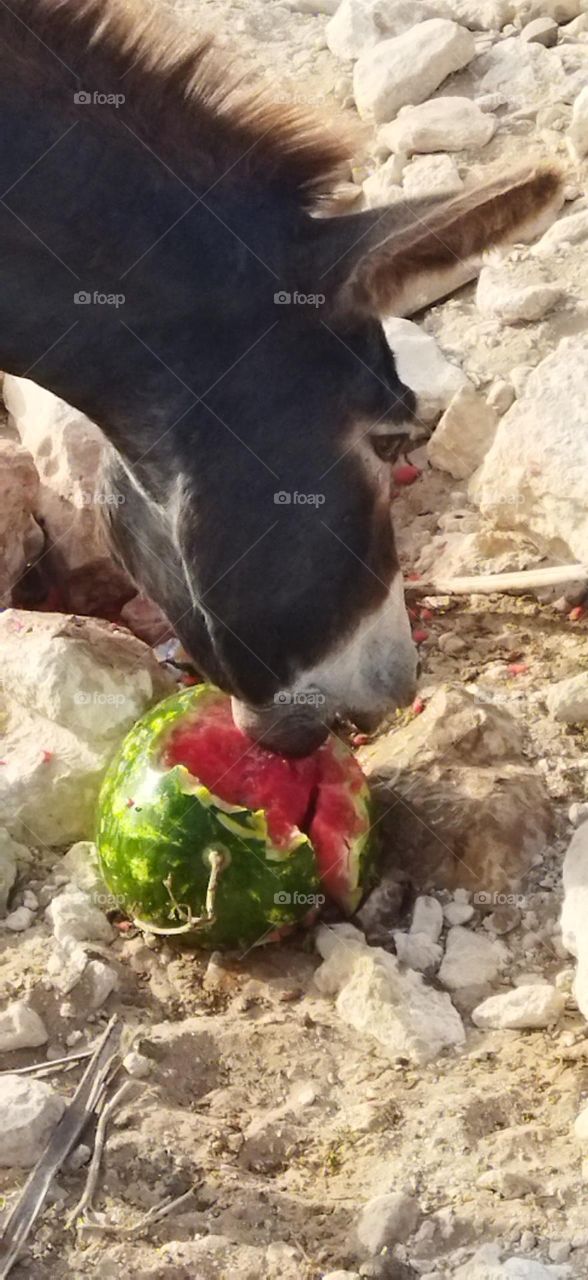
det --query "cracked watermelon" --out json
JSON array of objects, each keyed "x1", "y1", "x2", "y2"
[{"x1": 96, "y1": 685, "x2": 373, "y2": 950}]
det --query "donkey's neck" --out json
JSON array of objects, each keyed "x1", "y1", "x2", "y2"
[{"x1": 0, "y1": 80, "x2": 291, "y2": 474}]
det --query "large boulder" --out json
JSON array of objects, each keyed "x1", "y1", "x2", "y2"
[
  {"x1": 0, "y1": 610, "x2": 173, "y2": 847},
  {"x1": 0, "y1": 437, "x2": 43, "y2": 605},
  {"x1": 359, "y1": 687, "x2": 552, "y2": 891},
  {"x1": 470, "y1": 335, "x2": 588, "y2": 563},
  {"x1": 326, "y1": 0, "x2": 435, "y2": 61},
  {"x1": 0, "y1": 1076, "x2": 66, "y2": 1168},
  {"x1": 353, "y1": 19, "x2": 475, "y2": 123},
  {"x1": 3, "y1": 376, "x2": 133, "y2": 615}
]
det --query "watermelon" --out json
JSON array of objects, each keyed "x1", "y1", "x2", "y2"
[{"x1": 96, "y1": 685, "x2": 373, "y2": 950}]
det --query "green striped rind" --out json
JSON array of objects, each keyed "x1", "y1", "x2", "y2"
[{"x1": 96, "y1": 685, "x2": 321, "y2": 949}]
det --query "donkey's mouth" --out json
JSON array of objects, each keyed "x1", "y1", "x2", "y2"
[{"x1": 231, "y1": 698, "x2": 329, "y2": 757}]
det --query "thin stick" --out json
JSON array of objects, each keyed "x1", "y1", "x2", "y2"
[
  {"x1": 0, "y1": 1016, "x2": 121, "y2": 1279},
  {"x1": 405, "y1": 563, "x2": 588, "y2": 598},
  {"x1": 0, "y1": 1048, "x2": 94, "y2": 1079},
  {"x1": 77, "y1": 1184, "x2": 200, "y2": 1237},
  {"x1": 66, "y1": 1079, "x2": 138, "y2": 1229}
]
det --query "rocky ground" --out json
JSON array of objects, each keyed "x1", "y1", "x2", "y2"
[{"x1": 3, "y1": 0, "x2": 588, "y2": 1277}]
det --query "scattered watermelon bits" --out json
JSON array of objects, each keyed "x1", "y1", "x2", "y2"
[
  {"x1": 568, "y1": 606, "x2": 586, "y2": 623},
  {"x1": 507, "y1": 662, "x2": 529, "y2": 677},
  {"x1": 96, "y1": 685, "x2": 374, "y2": 950},
  {"x1": 391, "y1": 463, "x2": 421, "y2": 486},
  {"x1": 412, "y1": 629, "x2": 429, "y2": 646}
]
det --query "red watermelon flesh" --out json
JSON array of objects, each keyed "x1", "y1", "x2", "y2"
[{"x1": 163, "y1": 698, "x2": 369, "y2": 907}]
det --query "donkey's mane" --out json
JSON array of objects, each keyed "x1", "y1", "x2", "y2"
[{"x1": 0, "y1": 0, "x2": 350, "y2": 203}]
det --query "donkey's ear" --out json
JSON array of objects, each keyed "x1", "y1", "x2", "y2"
[{"x1": 315, "y1": 166, "x2": 564, "y2": 319}]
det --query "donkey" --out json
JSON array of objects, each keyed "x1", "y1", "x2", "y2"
[{"x1": 0, "y1": 0, "x2": 562, "y2": 753}]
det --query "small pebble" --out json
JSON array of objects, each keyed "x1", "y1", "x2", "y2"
[
  {"x1": 3, "y1": 907, "x2": 34, "y2": 932},
  {"x1": 123, "y1": 1051, "x2": 152, "y2": 1079}
]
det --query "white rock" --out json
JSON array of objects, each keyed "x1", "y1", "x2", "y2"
[
  {"x1": 362, "y1": 154, "x2": 404, "y2": 207},
  {"x1": 60, "y1": 841, "x2": 110, "y2": 901},
  {"x1": 569, "y1": 86, "x2": 588, "y2": 159},
  {"x1": 384, "y1": 318, "x2": 470, "y2": 423},
  {"x1": 402, "y1": 152, "x2": 464, "y2": 198},
  {"x1": 521, "y1": 16, "x2": 558, "y2": 45},
  {"x1": 561, "y1": 823, "x2": 588, "y2": 1019},
  {"x1": 444, "y1": 901, "x2": 475, "y2": 925},
  {"x1": 85, "y1": 959, "x2": 117, "y2": 1009},
  {"x1": 476, "y1": 264, "x2": 565, "y2": 323},
  {"x1": 3, "y1": 905, "x2": 34, "y2": 932},
  {"x1": 428, "y1": 0, "x2": 513, "y2": 28},
  {"x1": 356, "y1": 1192, "x2": 420, "y2": 1253},
  {"x1": 534, "y1": 208, "x2": 588, "y2": 255},
  {"x1": 0, "y1": 827, "x2": 27, "y2": 917},
  {"x1": 487, "y1": 380, "x2": 516, "y2": 415},
  {"x1": 322, "y1": 1273, "x2": 361, "y2": 1280},
  {"x1": 439, "y1": 926, "x2": 508, "y2": 990},
  {"x1": 314, "y1": 924, "x2": 465, "y2": 1063},
  {"x1": 575, "y1": 1106, "x2": 588, "y2": 1140},
  {"x1": 454, "y1": 1242, "x2": 570, "y2": 1277},
  {"x1": 0, "y1": 1075, "x2": 66, "y2": 1167},
  {"x1": 458, "y1": 38, "x2": 568, "y2": 113},
  {"x1": 46, "y1": 938, "x2": 89, "y2": 995},
  {"x1": 47, "y1": 888, "x2": 113, "y2": 946},
  {"x1": 393, "y1": 930, "x2": 443, "y2": 972},
  {"x1": 428, "y1": 385, "x2": 498, "y2": 479},
  {"x1": 472, "y1": 984, "x2": 565, "y2": 1029},
  {"x1": 22, "y1": 889, "x2": 38, "y2": 911},
  {"x1": 378, "y1": 96, "x2": 496, "y2": 155},
  {"x1": 545, "y1": 672, "x2": 588, "y2": 723},
  {"x1": 471, "y1": 336, "x2": 588, "y2": 564},
  {"x1": 0, "y1": 610, "x2": 171, "y2": 847},
  {"x1": 123, "y1": 1051, "x2": 152, "y2": 1079},
  {"x1": 411, "y1": 895, "x2": 443, "y2": 941},
  {"x1": 353, "y1": 20, "x2": 476, "y2": 123},
  {"x1": 326, "y1": 0, "x2": 434, "y2": 60},
  {"x1": 0, "y1": 1001, "x2": 48, "y2": 1051}
]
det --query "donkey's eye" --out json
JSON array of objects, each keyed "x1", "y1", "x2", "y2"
[{"x1": 370, "y1": 432, "x2": 410, "y2": 463}]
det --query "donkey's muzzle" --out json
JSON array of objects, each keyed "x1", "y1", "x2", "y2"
[{"x1": 231, "y1": 697, "x2": 329, "y2": 757}]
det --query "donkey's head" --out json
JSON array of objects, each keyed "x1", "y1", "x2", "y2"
[{"x1": 169, "y1": 171, "x2": 562, "y2": 754}]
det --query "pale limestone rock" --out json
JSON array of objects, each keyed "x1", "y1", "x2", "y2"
[
  {"x1": 411, "y1": 895, "x2": 444, "y2": 941},
  {"x1": 545, "y1": 672, "x2": 588, "y2": 723},
  {"x1": 378, "y1": 96, "x2": 496, "y2": 155},
  {"x1": 356, "y1": 1191, "x2": 420, "y2": 1253},
  {"x1": 383, "y1": 317, "x2": 470, "y2": 423},
  {"x1": 362, "y1": 153, "x2": 405, "y2": 207},
  {"x1": 533, "y1": 208, "x2": 588, "y2": 255},
  {"x1": 439, "y1": 926, "x2": 508, "y2": 989},
  {"x1": 393, "y1": 930, "x2": 443, "y2": 971},
  {"x1": 0, "y1": 610, "x2": 172, "y2": 846},
  {"x1": 428, "y1": 0, "x2": 514, "y2": 27},
  {"x1": 471, "y1": 336, "x2": 588, "y2": 564},
  {"x1": 427, "y1": 385, "x2": 498, "y2": 479},
  {"x1": 314, "y1": 924, "x2": 465, "y2": 1063},
  {"x1": 0, "y1": 1076, "x2": 66, "y2": 1167},
  {"x1": 327, "y1": 0, "x2": 434, "y2": 61},
  {"x1": 569, "y1": 85, "x2": 588, "y2": 160},
  {"x1": 47, "y1": 888, "x2": 113, "y2": 946},
  {"x1": 472, "y1": 984, "x2": 565, "y2": 1028},
  {"x1": 0, "y1": 827, "x2": 27, "y2": 917},
  {"x1": 402, "y1": 152, "x2": 464, "y2": 198},
  {"x1": 476, "y1": 264, "x2": 565, "y2": 323},
  {"x1": 0, "y1": 1001, "x2": 48, "y2": 1051},
  {"x1": 455, "y1": 38, "x2": 569, "y2": 112},
  {"x1": 521, "y1": 15, "x2": 558, "y2": 44},
  {"x1": 353, "y1": 20, "x2": 475, "y2": 123},
  {"x1": 561, "y1": 822, "x2": 588, "y2": 1020}
]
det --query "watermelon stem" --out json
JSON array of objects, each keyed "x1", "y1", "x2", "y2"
[{"x1": 132, "y1": 848, "x2": 227, "y2": 936}]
